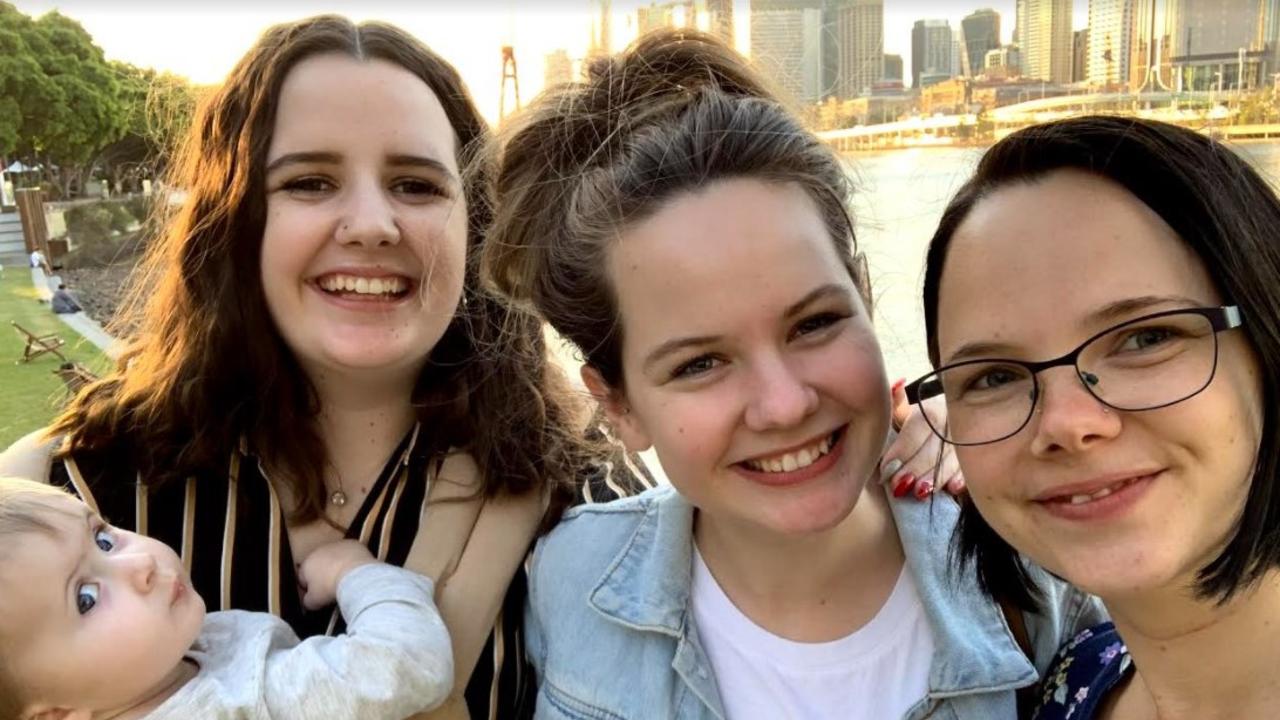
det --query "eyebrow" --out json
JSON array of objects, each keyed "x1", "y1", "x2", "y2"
[
  {"x1": 264, "y1": 151, "x2": 457, "y2": 184},
  {"x1": 944, "y1": 294, "x2": 1210, "y2": 364},
  {"x1": 61, "y1": 507, "x2": 94, "y2": 617},
  {"x1": 640, "y1": 283, "x2": 854, "y2": 372}
]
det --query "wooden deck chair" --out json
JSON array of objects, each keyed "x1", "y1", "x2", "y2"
[
  {"x1": 11, "y1": 321, "x2": 67, "y2": 363},
  {"x1": 53, "y1": 362, "x2": 98, "y2": 396}
]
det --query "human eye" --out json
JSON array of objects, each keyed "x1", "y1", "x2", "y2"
[
  {"x1": 670, "y1": 354, "x2": 722, "y2": 380},
  {"x1": 1116, "y1": 326, "x2": 1176, "y2": 352},
  {"x1": 280, "y1": 176, "x2": 335, "y2": 195},
  {"x1": 954, "y1": 363, "x2": 1029, "y2": 398},
  {"x1": 93, "y1": 527, "x2": 115, "y2": 552},
  {"x1": 391, "y1": 177, "x2": 449, "y2": 199},
  {"x1": 76, "y1": 582, "x2": 100, "y2": 615},
  {"x1": 791, "y1": 311, "x2": 849, "y2": 340}
]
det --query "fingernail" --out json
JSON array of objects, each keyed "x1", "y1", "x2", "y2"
[
  {"x1": 880, "y1": 458, "x2": 904, "y2": 483},
  {"x1": 891, "y1": 377, "x2": 906, "y2": 393},
  {"x1": 914, "y1": 481, "x2": 934, "y2": 500},
  {"x1": 892, "y1": 473, "x2": 915, "y2": 498}
]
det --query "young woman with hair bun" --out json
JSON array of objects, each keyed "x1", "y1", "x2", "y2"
[{"x1": 484, "y1": 30, "x2": 1103, "y2": 720}]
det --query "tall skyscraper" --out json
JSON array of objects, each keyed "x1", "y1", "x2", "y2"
[
  {"x1": 961, "y1": 9, "x2": 1001, "y2": 78},
  {"x1": 830, "y1": 0, "x2": 884, "y2": 98},
  {"x1": 705, "y1": 0, "x2": 736, "y2": 47},
  {"x1": 544, "y1": 49, "x2": 573, "y2": 88},
  {"x1": 883, "y1": 53, "x2": 903, "y2": 83},
  {"x1": 588, "y1": 0, "x2": 613, "y2": 63},
  {"x1": 1073, "y1": 28, "x2": 1089, "y2": 82},
  {"x1": 636, "y1": 1, "x2": 696, "y2": 36},
  {"x1": 751, "y1": 0, "x2": 825, "y2": 103},
  {"x1": 912, "y1": 19, "x2": 953, "y2": 87},
  {"x1": 1087, "y1": 0, "x2": 1133, "y2": 86},
  {"x1": 1016, "y1": 0, "x2": 1073, "y2": 82},
  {"x1": 1128, "y1": 0, "x2": 1176, "y2": 90},
  {"x1": 1165, "y1": 0, "x2": 1278, "y2": 90}
]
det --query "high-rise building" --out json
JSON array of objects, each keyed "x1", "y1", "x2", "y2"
[
  {"x1": 588, "y1": 0, "x2": 613, "y2": 64},
  {"x1": 1087, "y1": 0, "x2": 1133, "y2": 86},
  {"x1": 912, "y1": 19, "x2": 953, "y2": 87},
  {"x1": 984, "y1": 44, "x2": 1022, "y2": 79},
  {"x1": 751, "y1": 0, "x2": 825, "y2": 103},
  {"x1": 1073, "y1": 28, "x2": 1089, "y2": 82},
  {"x1": 829, "y1": 0, "x2": 884, "y2": 98},
  {"x1": 883, "y1": 53, "x2": 903, "y2": 83},
  {"x1": 961, "y1": 9, "x2": 1001, "y2": 78},
  {"x1": 637, "y1": 1, "x2": 696, "y2": 36},
  {"x1": 1128, "y1": 0, "x2": 1176, "y2": 90},
  {"x1": 1016, "y1": 0, "x2": 1073, "y2": 82},
  {"x1": 544, "y1": 49, "x2": 573, "y2": 88},
  {"x1": 1166, "y1": 0, "x2": 1279, "y2": 91},
  {"x1": 705, "y1": 0, "x2": 736, "y2": 47}
]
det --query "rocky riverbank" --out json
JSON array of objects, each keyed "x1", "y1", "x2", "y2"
[{"x1": 59, "y1": 262, "x2": 136, "y2": 334}]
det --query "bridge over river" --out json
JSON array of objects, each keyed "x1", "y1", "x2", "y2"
[{"x1": 819, "y1": 92, "x2": 1280, "y2": 152}]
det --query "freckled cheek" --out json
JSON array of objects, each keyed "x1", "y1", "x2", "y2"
[{"x1": 653, "y1": 398, "x2": 736, "y2": 469}]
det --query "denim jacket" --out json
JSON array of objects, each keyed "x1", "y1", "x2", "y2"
[{"x1": 525, "y1": 485, "x2": 1104, "y2": 720}]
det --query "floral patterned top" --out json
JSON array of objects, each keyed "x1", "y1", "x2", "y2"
[{"x1": 1034, "y1": 622, "x2": 1133, "y2": 720}]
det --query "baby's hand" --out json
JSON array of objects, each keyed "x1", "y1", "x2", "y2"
[{"x1": 297, "y1": 539, "x2": 378, "y2": 610}]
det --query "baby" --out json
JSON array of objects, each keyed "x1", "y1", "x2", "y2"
[{"x1": 0, "y1": 477, "x2": 453, "y2": 720}]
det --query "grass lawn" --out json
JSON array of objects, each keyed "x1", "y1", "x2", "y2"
[{"x1": 0, "y1": 269, "x2": 112, "y2": 450}]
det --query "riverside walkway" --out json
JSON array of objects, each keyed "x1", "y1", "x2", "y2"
[{"x1": 29, "y1": 266, "x2": 122, "y2": 359}]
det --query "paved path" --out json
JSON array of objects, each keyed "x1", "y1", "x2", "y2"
[{"x1": 30, "y1": 267, "x2": 123, "y2": 360}]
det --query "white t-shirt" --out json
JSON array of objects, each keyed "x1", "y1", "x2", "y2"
[{"x1": 691, "y1": 548, "x2": 935, "y2": 720}]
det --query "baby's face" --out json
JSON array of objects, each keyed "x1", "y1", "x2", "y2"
[{"x1": 0, "y1": 494, "x2": 205, "y2": 716}]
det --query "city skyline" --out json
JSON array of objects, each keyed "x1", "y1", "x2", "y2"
[{"x1": 10, "y1": 0, "x2": 1091, "y2": 123}]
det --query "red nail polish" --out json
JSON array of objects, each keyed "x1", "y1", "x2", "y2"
[
  {"x1": 893, "y1": 474, "x2": 915, "y2": 498},
  {"x1": 891, "y1": 378, "x2": 906, "y2": 393},
  {"x1": 914, "y1": 481, "x2": 933, "y2": 500}
]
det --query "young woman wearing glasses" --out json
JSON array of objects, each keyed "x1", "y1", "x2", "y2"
[{"x1": 909, "y1": 116, "x2": 1280, "y2": 719}]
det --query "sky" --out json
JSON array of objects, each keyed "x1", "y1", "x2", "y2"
[{"x1": 12, "y1": 0, "x2": 1089, "y2": 124}]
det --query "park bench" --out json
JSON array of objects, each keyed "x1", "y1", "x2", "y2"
[{"x1": 11, "y1": 321, "x2": 67, "y2": 363}]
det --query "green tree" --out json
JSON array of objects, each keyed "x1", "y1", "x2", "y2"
[
  {"x1": 0, "y1": 3, "x2": 127, "y2": 197},
  {"x1": 99, "y1": 62, "x2": 199, "y2": 192}
]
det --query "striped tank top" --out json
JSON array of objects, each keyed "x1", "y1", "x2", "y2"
[{"x1": 49, "y1": 426, "x2": 535, "y2": 718}]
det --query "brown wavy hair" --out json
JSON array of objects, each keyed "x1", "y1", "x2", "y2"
[
  {"x1": 49, "y1": 15, "x2": 587, "y2": 523},
  {"x1": 481, "y1": 30, "x2": 867, "y2": 521},
  {"x1": 482, "y1": 28, "x2": 868, "y2": 391}
]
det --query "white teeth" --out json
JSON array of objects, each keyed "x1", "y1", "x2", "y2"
[
  {"x1": 1063, "y1": 480, "x2": 1129, "y2": 505},
  {"x1": 318, "y1": 274, "x2": 407, "y2": 296},
  {"x1": 745, "y1": 434, "x2": 836, "y2": 474}
]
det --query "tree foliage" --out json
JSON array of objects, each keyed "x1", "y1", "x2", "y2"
[{"x1": 0, "y1": 2, "x2": 197, "y2": 198}]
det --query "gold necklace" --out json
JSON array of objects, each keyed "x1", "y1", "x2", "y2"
[{"x1": 329, "y1": 468, "x2": 349, "y2": 507}]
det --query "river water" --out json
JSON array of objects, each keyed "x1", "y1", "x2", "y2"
[{"x1": 849, "y1": 140, "x2": 1280, "y2": 383}]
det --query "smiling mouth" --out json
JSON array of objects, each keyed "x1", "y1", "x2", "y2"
[
  {"x1": 1039, "y1": 473, "x2": 1158, "y2": 506},
  {"x1": 740, "y1": 428, "x2": 843, "y2": 473},
  {"x1": 314, "y1": 273, "x2": 413, "y2": 300}
]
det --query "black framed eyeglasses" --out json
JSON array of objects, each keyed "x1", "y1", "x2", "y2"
[{"x1": 906, "y1": 306, "x2": 1244, "y2": 446}]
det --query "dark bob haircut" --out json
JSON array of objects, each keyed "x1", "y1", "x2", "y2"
[{"x1": 922, "y1": 115, "x2": 1280, "y2": 612}]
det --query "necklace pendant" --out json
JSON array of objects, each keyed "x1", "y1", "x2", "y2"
[{"x1": 329, "y1": 490, "x2": 348, "y2": 507}]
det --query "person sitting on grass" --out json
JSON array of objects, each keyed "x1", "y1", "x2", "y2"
[
  {"x1": 0, "y1": 477, "x2": 453, "y2": 720},
  {"x1": 50, "y1": 283, "x2": 83, "y2": 315}
]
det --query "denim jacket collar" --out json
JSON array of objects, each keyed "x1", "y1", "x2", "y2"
[
  {"x1": 589, "y1": 490, "x2": 725, "y2": 716},
  {"x1": 587, "y1": 486, "x2": 1038, "y2": 713},
  {"x1": 888, "y1": 493, "x2": 1040, "y2": 700}
]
